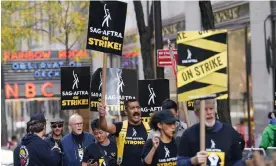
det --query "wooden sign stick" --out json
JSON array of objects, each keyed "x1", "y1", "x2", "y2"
[
  {"x1": 182, "y1": 102, "x2": 191, "y2": 128},
  {"x1": 101, "y1": 53, "x2": 107, "y2": 105},
  {"x1": 200, "y1": 100, "x2": 206, "y2": 166}
]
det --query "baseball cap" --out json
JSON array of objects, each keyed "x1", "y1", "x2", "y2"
[
  {"x1": 30, "y1": 113, "x2": 46, "y2": 123},
  {"x1": 153, "y1": 109, "x2": 177, "y2": 124},
  {"x1": 50, "y1": 118, "x2": 64, "y2": 124}
]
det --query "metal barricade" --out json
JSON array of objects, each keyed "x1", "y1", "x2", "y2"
[{"x1": 243, "y1": 148, "x2": 266, "y2": 160}]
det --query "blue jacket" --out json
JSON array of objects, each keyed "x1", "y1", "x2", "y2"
[
  {"x1": 61, "y1": 132, "x2": 94, "y2": 166},
  {"x1": 15, "y1": 133, "x2": 61, "y2": 166}
]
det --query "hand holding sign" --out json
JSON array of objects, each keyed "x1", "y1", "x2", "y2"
[
  {"x1": 191, "y1": 151, "x2": 208, "y2": 165},
  {"x1": 98, "y1": 103, "x2": 107, "y2": 117}
]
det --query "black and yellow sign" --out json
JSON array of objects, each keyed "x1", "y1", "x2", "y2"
[
  {"x1": 177, "y1": 30, "x2": 228, "y2": 102},
  {"x1": 90, "y1": 68, "x2": 137, "y2": 117},
  {"x1": 206, "y1": 151, "x2": 225, "y2": 166},
  {"x1": 60, "y1": 66, "x2": 90, "y2": 110},
  {"x1": 138, "y1": 79, "x2": 170, "y2": 123},
  {"x1": 86, "y1": 1, "x2": 127, "y2": 55}
]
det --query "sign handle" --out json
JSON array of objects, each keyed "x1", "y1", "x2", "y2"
[
  {"x1": 167, "y1": 39, "x2": 177, "y2": 77},
  {"x1": 200, "y1": 100, "x2": 206, "y2": 166},
  {"x1": 182, "y1": 102, "x2": 191, "y2": 128},
  {"x1": 101, "y1": 53, "x2": 107, "y2": 105}
]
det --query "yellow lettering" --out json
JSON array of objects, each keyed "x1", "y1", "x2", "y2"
[
  {"x1": 61, "y1": 99, "x2": 88, "y2": 106},
  {"x1": 88, "y1": 38, "x2": 121, "y2": 50},
  {"x1": 88, "y1": 38, "x2": 94, "y2": 45}
]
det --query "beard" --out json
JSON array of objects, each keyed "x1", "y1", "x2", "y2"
[
  {"x1": 53, "y1": 130, "x2": 63, "y2": 136},
  {"x1": 205, "y1": 120, "x2": 215, "y2": 127}
]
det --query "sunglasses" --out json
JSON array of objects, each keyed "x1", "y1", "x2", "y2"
[{"x1": 51, "y1": 124, "x2": 63, "y2": 128}]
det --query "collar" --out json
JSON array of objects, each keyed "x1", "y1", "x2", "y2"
[
  {"x1": 206, "y1": 121, "x2": 223, "y2": 132},
  {"x1": 271, "y1": 118, "x2": 276, "y2": 124}
]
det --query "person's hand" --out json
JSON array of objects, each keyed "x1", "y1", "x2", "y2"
[
  {"x1": 191, "y1": 151, "x2": 208, "y2": 165},
  {"x1": 152, "y1": 135, "x2": 160, "y2": 149},
  {"x1": 87, "y1": 159, "x2": 98, "y2": 166},
  {"x1": 87, "y1": 162, "x2": 98, "y2": 166},
  {"x1": 98, "y1": 103, "x2": 106, "y2": 117}
]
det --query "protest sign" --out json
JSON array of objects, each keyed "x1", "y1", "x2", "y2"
[{"x1": 60, "y1": 66, "x2": 90, "y2": 110}]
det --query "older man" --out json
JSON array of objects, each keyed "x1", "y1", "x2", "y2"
[
  {"x1": 61, "y1": 114, "x2": 95, "y2": 166},
  {"x1": 177, "y1": 99, "x2": 244, "y2": 166}
]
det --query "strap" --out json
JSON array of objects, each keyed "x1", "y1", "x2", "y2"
[
  {"x1": 142, "y1": 121, "x2": 151, "y2": 133},
  {"x1": 116, "y1": 120, "x2": 128, "y2": 165}
]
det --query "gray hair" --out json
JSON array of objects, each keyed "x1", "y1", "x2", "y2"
[
  {"x1": 193, "y1": 99, "x2": 217, "y2": 113},
  {"x1": 69, "y1": 113, "x2": 83, "y2": 125}
]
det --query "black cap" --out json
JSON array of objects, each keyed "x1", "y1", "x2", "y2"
[
  {"x1": 30, "y1": 113, "x2": 46, "y2": 123},
  {"x1": 153, "y1": 109, "x2": 177, "y2": 124},
  {"x1": 50, "y1": 118, "x2": 64, "y2": 124}
]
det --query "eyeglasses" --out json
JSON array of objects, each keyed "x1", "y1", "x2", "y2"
[{"x1": 51, "y1": 124, "x2": 63, "y2": 128}]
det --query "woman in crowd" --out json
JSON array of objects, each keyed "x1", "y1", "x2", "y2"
[{"x1": 141, "y1": 109, "x2": 178, "y2": 166}]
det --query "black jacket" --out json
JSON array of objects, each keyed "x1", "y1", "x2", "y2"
[
  {"x1": 44, "y1": 135, "x2": 64, "y2": 166},
  {"x1": 14, "y1": 133, "x2": 61, "y2": 166}
]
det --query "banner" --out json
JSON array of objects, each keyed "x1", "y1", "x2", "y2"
[
  {"x1": 138, "y1": 79, "x2": 170, "y2": 122},
  {"x1": 60, "y1": 67, "x2": 90, "y2": 110},
  {"x1": 177, "y1": 30, "x2": 228, "y2": 102},
  {"x1": 86, "y1": 1, "x2": 127, "y2": 55},
  {"x1": 90, "y1": 68, "x2": 137, "y2": 118}
]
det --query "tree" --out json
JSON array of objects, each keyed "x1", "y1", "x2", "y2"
[
  {"x1": 1, "y1": 1, "x2": 42, "y2": 51},
  {"x1": 133, "y1": 1, "x2": 155, "y2": 79},
  {"x1": 1, "y1": 1, "x2": 91, "y2": 139},
  {"x1": 40, "y1": 1, "x2": 90, "y2": 64},
  {"x1": 199, "y1": 1, "x2": 231, "y2": 124},
  {"x1": 1, "y1": 1, "x2": 41, "y2": 145}
]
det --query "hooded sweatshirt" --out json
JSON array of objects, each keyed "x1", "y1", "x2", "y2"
[
  {"x1": 260, "y1": 119, "x2": 276, "y2": 149},
  {"x1": 18, "y1": 133, "x2": 61, "y2": 166}
]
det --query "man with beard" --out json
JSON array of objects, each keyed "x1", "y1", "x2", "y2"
[
  {"x1": 177, "y1": 99, "x2": 243, "y2": 166},
  {"x1": 61, "y1": 114, "x2": 95, "y2": 166},
  {"x1": 45, "y1": 118, "x2": 64, "y2": 150},
  {"x1": 82, "y1": 118, "x2": 117, "y2": 166},
  {"x1": 98, "y1": 99, "x2": 151, "y2": 166}
]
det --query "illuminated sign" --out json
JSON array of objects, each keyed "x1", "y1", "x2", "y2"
[
  {"x1": 5, "y1": 81, "x2": 59, "y2": 99},
  {"x1": 3, "y1": 50, "x2": 87, "y2": 61},
  {"x1": 11, "y1": 61, "x2": 82, "y2": 78},
  {"x1": 3, "y1": 50, "x2": 88, "y2": 79}
]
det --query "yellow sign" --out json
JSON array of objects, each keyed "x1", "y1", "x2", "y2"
[
  {"x1": 177, "y1": 30, "x2": 228, "y2": 102},
  {"x1": 206, "y1": 151, "x2": 225, "y2": 166}
]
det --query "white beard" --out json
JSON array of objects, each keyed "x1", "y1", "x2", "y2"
[{"x1": 205, "y1": 120, "x2": 215, "y2": 127}]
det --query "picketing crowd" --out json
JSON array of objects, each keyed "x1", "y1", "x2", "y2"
[{"x1": 10, "y1": 98, "x2": 276, "y2": 166}]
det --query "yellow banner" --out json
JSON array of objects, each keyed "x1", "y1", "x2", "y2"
[
  {"x1": 177, "y1": 51, "x2": 227, "y2": 87},
  {"x1": 178, "y1": 85, "x2": 227, "y2": 101},
  {"x1": 177, "y1": 66, "x2": 227, "y2": 87},
  {"x1": 177, "y1": 29, "x2": 227, "y2": 44}
]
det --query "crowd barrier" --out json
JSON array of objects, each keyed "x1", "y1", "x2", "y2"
[{"x1": 242, "y1": 147, "x2": 276, "y2": 160}]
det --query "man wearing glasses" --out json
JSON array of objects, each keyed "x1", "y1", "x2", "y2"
[
  {"x1": 45, "y1": 118, "x2": 64, "y2": 151},
  {"x1": 61, "y1": 114, "x2": 95, "y2": 166}
]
